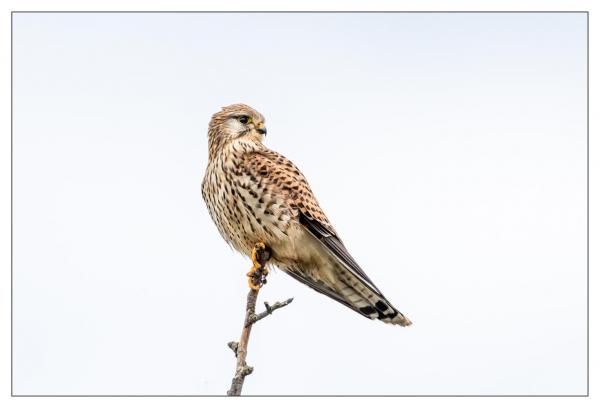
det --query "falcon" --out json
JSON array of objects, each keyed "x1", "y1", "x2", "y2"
[{"x1": 201, "y1": 104, "x2": 411, "y2": 326}]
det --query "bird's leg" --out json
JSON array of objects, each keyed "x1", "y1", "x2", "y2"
[{"x1": 246, "y1": 242, "x2": 271, "y2": 290}]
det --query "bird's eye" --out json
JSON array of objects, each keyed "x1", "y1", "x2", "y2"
[{"x1": 238, "y1": 116, "x2": 250, "y2": 124}]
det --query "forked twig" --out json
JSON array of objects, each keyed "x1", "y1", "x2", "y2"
[{"x1": 226, "y1": 244, "x2": 294, "y2": 396}]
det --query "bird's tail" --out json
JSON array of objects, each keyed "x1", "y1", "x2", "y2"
[
  {"x1": 283, "y1": 263, "x2": 411, "y2": 326},
  {"x1": 333, "y1": 266, "x2": 412, "y2": 326},
  {"x1": 297, "y1": 213, "x2": 411, "y2": 326}
]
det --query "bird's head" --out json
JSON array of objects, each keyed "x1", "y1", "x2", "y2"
[{"x1": 207, "y1": 104, "x2": 267, "y2": 155}]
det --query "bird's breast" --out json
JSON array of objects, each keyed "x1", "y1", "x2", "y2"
[{"x1": 202, "y1": 150, "x2": 295, "y2": 257}]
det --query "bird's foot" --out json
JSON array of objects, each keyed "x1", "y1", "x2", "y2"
[{"x1": 246, "y1": 242, "x2": 271, "y2": 291}]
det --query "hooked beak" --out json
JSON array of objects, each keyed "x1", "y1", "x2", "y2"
[{"x1": 256, "y1": 124, "x2": 267, "y2": 136}]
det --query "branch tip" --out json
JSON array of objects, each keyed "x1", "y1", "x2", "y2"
[{"x1": 227, "y1": 341, "x2": 239, "y2": 356}]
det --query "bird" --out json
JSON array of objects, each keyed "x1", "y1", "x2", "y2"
[{"x1": 201, "y1": 103, "x2": 411, "y2": 326}]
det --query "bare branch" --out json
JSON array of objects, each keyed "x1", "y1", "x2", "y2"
[
  {"x1": 226, "y1": 243, "x2": 293, "y2": 396},
  {"x1": 247, "y1": 298, "x2": 294, "y2": 326}
]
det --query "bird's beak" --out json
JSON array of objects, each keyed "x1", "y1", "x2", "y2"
[{"x1": 256, "y1": 124, "x2": 267, "y2": 136}]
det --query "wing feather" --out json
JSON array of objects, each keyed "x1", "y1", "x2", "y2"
[
  {"x1": 243, "y1": 149, "x2": 383, "y2": 296},
  {"x1": 283, "y1": 267, "x2": 357, "y2": 311},
  {"x1": 299, "y1": 213, "x2": 384, "y2": 296}
]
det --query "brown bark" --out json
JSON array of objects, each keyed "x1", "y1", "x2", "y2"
[{"x1": 226, "y1": 244, "x2": 293, "y2": 396}]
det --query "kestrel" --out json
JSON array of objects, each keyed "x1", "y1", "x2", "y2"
[{"x1": 201, "y1": 104, "x2": 411, "y2": 326}]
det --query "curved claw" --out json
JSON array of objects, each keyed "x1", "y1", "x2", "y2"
[
  {"x1": 247, "y1": 265, "x2": 268, "y2": 290},
  {"x1": 247, "y1": 242, "x2": 271, "y2": 290},
  {"x1": 247, "y1": 275, "x2": 262, "y2": 291}
]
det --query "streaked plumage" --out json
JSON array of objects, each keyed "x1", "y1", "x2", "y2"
[{"x1": 201, "y1": 104, "x2": 411, "y2": 326}]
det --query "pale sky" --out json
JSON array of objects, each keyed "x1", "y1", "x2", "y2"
[{"x1": 12, "y1": 12, "x2": 587, "y2": 395}]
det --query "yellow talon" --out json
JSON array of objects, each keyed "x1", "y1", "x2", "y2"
[
  {"x1": 247, "y1": 275, "x2": 262, "y2": 291},
  {"x1": 247, "y1": 242, "x2": 270, "y2": 290}
]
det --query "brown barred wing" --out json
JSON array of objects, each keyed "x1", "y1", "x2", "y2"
[{"x1": 241, "y1": 150, "x2": 336, "y2": 233}]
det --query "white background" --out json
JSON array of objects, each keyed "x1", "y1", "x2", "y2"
[{"x1": 11, "y1": 11, "x2": 587, "y2": 396}]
